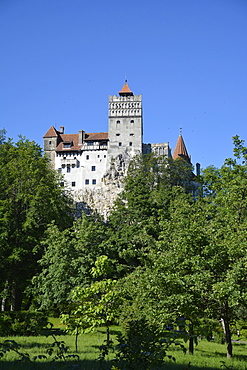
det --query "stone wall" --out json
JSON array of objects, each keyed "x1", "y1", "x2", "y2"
[{"x1": 72, "y1": 152, "x2": 131, "y2": 219}]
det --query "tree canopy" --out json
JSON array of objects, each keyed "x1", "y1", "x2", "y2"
[{"x1": 0, "y1": 135, "x2": 73, "y2": 311}]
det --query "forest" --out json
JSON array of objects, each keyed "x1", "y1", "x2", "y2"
[{"x1": 0, "y1": 130, "x2": 247, "y2": 368}]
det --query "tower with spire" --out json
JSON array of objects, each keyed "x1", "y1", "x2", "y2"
[
  {"x1": 107, "y1": 80, "x2": 143, "y2": 168},
  {"x1": 172, "y1": 129, "x2": 191, "y2": 163}
]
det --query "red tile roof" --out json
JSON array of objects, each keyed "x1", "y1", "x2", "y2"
[
  {"x1": 84, "y1": 132, "x2": 108, "y2": 141},
  {"x1": 43, "y1": 126, "x2": 59, "y2": 138},
  {"x1": 56, "y1": 134, "x2": 80, "y2": 151},
  {"x1": 172, "y1": 134, "x2": 191, "y2": 163},
  {"x1": 119, "y1": 81, "x2": 133, "y2": 96},
  {"x1": 55, "y1": 132, "x2": 108, "y2": 152}
]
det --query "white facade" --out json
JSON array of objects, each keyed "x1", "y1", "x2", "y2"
[
  {"x1": 43, "y1": 82, "x2": 171, "y2": 195},
  {"x1": 55, "y1": 146, "x2": 108, "y2": 190}
]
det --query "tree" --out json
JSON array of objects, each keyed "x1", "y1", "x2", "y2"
[
  {"x1": 199, "y1": 135, "x2": 247, "y2": 358},
  {"x1": 32, "y1": 213, "x2": 107, "y2": 312},
  {"x1": 61, "y1": 256, "x2": 122, "y2": 354},
  {"x1": 119, "y1": 137, "x2": 247, "y2": 358},
  {"x1": 105, "y1": 153, "x2": 195, "y2": 272},
  {"x1": 0, "y1": 136, "x2": 73, "y2": 311}
]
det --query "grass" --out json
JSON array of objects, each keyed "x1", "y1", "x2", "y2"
[
  {"x1": 0, "y1": 322, "x2": 247, "y2": 370},
  {"x1": 164, "y1": 339, "x2": 247, "y2": 369}
]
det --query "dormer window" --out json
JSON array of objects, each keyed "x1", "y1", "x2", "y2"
[{"x1": 63, "y1": 141, "x2": 72, "y2": 149}]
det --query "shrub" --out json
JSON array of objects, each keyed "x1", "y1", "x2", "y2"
[
  {"x1": 112, "y1": 319, "x2": 178, "y2": 370},
  {"x1": 0, "y1": 311, "x2": 48, "y2": 336}
]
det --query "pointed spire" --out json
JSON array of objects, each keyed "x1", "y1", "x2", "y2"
[
  {"x1": 119, "y1": 79, "x2": 133, "y2": 96},
  {"x1": 173, "y1": 130, "x2": 191, "y2": 163}
]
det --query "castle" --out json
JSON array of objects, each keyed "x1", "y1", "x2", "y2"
[{"x1": 43, "y1": 81, "x2": 191, "y2": 216}]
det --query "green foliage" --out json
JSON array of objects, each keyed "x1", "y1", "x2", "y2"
[
  {"x1": 32, "y1": 214, "x2": 107, "y2": 312},
  {"x1": 0, "y1": 136, "x2": 73, "y2": 310},
  {"x1": 114, "y1": 136, "x2": 247, "y2": 359},
  {"x1": 62, "y1": 256, "x2": 121, "y2": 334},
  {"x1": 0, "y1": 311, "x2": 48, "y2": 336},
  {"x1": 112, "y1": 319, "x2": 186, "y2": 370},
  {"x1": 105, "y1": 153, "x2": 195, "y2": 272}
]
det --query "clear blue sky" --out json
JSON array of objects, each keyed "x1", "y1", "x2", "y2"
[{"x1": 1, "y1": 0, "x2": 247, "y2": 170}]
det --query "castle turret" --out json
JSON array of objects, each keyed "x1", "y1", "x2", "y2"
[
  {"x1": 173, "y1": 132, "x2": 191, "y2": 163},
  {"x1": 43, "y1": 126, "x2": 62, "y2": 167}
]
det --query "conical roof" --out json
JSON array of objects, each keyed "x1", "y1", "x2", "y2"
[
  {"x1": 119, "y1": 80, "x2": 133, "y2": 96},
  {"x1": 43, "y1": 126, "x2": 59, "y2": 138},
  {"x1": 173, "y1": 134, "x2": 191, "y2": 163}
]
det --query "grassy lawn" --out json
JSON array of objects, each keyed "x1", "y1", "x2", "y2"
[
  {"x1": 164, "y1": 339, "x2": 247, "y2": 369},
  {"x1": 0, "y1": 322, "x2": 247, "y2": 370}
]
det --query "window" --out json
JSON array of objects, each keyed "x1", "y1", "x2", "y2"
[
  {"x1": 49, "y1": 140, "x2": 52, "y2": 145},
  {"x1": 129, "y1": 142, "x2": 132, "y2": 146},
  {"x1": 72, "y1": 164, "x2": 75, "y2": 168},
  {"x1": 130, "y1": 120, "x2": 134, "y2": 123},
  {"x1": 85, "y1": 179, "x2": 89, "y2": 185},
  {"x1": 130, "y1": 133, "x2": 134, "y2": 136},
  {"x1": 72, "y1": 181, "x2": 76, "y2": 187},
  {"x1": 92, "y1": 179, "x2": 96, "y2": 185},
  {"x1": 62, "y1": 164, "x2": 65, "y2": 168},
  {"x1": 104, "y1": 155, "x2": 106, "y2": 158},
  {"x1": 63, "y1": 142, "x2": 72, "y2": 149},
  {"x1": 86, "y1": 155, "x2": 89, "y2": 160},
  {"x1": 67, "y1": 166, "x2": 71, "y2": 173},
  {"x1": 117, "y1": 120, "x2": 120, "y2": 124},
  {"x1": 87, "y1": 141, "x2": 93, "y2": 146},
  {"x1": 116, "y1": 133, "x2": 120, "y2": 136},
  {"x1": 92, "y1": 166, "x2": 96, "y2": 171},
  {"x1": 119, "y1": 142, "x2": 122, "y2": 146},
  {"x1": 98, "y1": 155, "x2": 100, "y2": 158}
]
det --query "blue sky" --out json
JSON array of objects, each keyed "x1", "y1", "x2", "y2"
[{"x1": 1, "y1": 0, "x2": 247, "y2": 170}]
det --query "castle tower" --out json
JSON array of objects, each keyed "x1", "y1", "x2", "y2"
[
  {"x1": 107, "y1": 81, "x2": 143, "y2": 167},
  {"x1": 43, "y1": 126, "x2": 64, "y2": 167},
  {"x1": 172, "y1": 132, "x2": 191, "y2": 163}
]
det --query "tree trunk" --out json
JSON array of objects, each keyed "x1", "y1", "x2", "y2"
[
  {"x1": 1, "y1": 281, "x2": 9, "y2": 311},
  {"x1": 10, "y1": 282, "x2": 22, "y2": 311},
  {"x1": 188, "y1": 321, "x2": 194, "y2": 355},
  {"x1": 224, "y1": 318, "x2": 232, "y2": 359},
  {"x1": 75, "y1": 326, "x2": 79, "y2": 353},
  {"x1": 106, "y1": 325, "x2": 110, "y2": 348},
  {"x1": 221, "y1": 306, "x2": 232, "y2": 359}
]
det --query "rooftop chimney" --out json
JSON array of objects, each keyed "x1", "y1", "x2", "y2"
[
  {"x1": 78, "y1": 130, "x2": 85, "y2": 145},
  {"x1": 60, "y1": 126, "x2": 64, "y2": 134}
]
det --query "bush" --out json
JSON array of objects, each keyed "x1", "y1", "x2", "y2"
[
  {"x1": 0, "y1": 311, "x2": 48, "y2": 336},
  {"x1": 112, "y1": 319, "x2": 178, "y2": 370}
]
